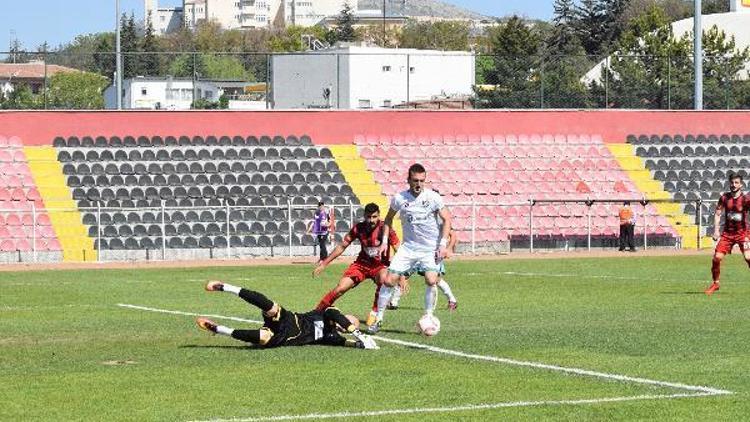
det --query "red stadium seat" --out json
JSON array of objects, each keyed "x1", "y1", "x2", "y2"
[
  {"x1": 47, "y1": 238, "x2": 62, "y2": 251},
  {"x1": 0, "y1": 151, "x2": 11, "y2": 162},
  {"x1": 8, "y1": 136, "x2": 22, "y2": 148},
  {"x1": 0, "y1": 239, "x2": 15, "y2": 252}
]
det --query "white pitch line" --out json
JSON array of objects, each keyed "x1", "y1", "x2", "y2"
[
  {"x1": 188, "y1": 392, "x2": 717, "y2": 422},
  {"x1": 117, "y1": 303, "x2": 733, "y2": 397}
]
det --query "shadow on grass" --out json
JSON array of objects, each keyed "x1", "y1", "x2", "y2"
[{"x1": 179, "y1": 344, "x2": 260, "y2": 350}]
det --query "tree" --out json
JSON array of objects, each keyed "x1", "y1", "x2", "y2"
[
  {"x1": 701, "y1": 26, "x2": 750, "y2": 109},
  {"x1": 574, "y1": 0, "x2": 606, "y2": 55},
  {"x1": 592, "y1": 5, "x2": 692, "y2": 109},
  {"x1": 398, "y1": 20, "x2": 470, "y2": 51},
  {"x1": 268, "y1": 25, "x2": 330, "y2": 52},
  {"x1": 47, "y1": 71, "x2": 109, "y2": 109},
  {"x1": 121, "y1": 13, "x2": 139, "y2": 78},
  {"x1": 327, "y1": 2, "x2": 358, "y2": 45},
  {"x1": 544, "y1": 2, "x2": 592, "y2": 108},
  {"x1": 549, "y1": 0, "x2": 578, "y2": 50},
  {"x1": 0, "y1": 84, "x2": 41, "y2": 109},
  {"x1": 93, "y1": 33, "x2": 116, "y2": 80},
  {"x1": 474, "y1": 16, "x2": 542, "y2": 108},
  {"x1": 139, "y1": 11, "x2": 161, "y2": 77}
]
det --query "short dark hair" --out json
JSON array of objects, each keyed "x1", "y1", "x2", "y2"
[
  {"x1": 729, "y1": 173, "x2": 742, "y2": 182},
  {"x1": 408, "y1": 163, "x2": 426, "y2": 178},
  {"x1": 364, "y1": 203, "x2": 379, "y2": 215},
  {"x1": 623, "y1": 201, "x2": 630, "y2": 205},
  {"x1": 317, "y1": 201, "x2": 325, "y2": 206}
]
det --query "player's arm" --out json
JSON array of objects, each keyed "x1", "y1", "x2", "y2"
[
  {"x1": 445, "y1": 229, "x2": 459, "y2": 259},
  {"x1": 713, "y1": 199, "x2": 724, "y2": 240},
  {"x1": 313, "y1": 232, "x2": 353, "y2": 277},
  {"x1": 388, "y1": 227, "x2": 400, "y2": 254},
  {"x1": 379, "y1": 207, "x2": 398, "y2": 255},
  {"x1": 436, "y1": 207, "x2": 452, "y2": 259}
]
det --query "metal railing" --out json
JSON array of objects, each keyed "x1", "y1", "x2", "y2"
[{"x1": 0, "y1": 197, "x2": 718, "y2": 263}]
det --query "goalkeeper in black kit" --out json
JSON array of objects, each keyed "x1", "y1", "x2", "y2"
[{"x1": 196, "y1": 281, "x2": 378, "y2": 349}]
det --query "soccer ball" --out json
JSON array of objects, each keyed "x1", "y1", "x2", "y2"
[{"x1": 417, "y1": 314, "x2": 441, "y2": 337}]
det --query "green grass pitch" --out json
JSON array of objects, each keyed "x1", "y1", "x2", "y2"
[{"x1": 1, "y1": 254, "x2": 748, "y2": 421}]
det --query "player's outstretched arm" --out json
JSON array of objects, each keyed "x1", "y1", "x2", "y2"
[{"x1": 313, "y1": 233, "x2": 353, "y2": 277}]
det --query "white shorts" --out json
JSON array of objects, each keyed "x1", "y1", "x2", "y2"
[{"x1": 388, "y1": 246, "x2": 440, "y2": 275}]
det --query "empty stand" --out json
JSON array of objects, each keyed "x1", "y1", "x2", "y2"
[
  {"x1": 0, "y1": 135, "x2": 62, "y2": 255},
  {"x1": 357, "y1": 133, "x2": 679, "y2": 247},
  {"x1": 630, "y1": 133, "x2": 750, "y2": 235},
  {"x1": 56, "y1": 134, "x2": 358, "y2": 252}
]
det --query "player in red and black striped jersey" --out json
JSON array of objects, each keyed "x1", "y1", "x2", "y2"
[
  {"x1": 706, "y1": 173, "x2": 750, "y2": 295},
  {"x1": 196, "y1": 281, "x2": 378, "y2": 349},
  {"x1": 313, "y1": 202, "x2": 400, "y2": 312}
]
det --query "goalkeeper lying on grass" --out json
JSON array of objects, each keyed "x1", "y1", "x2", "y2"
[{"x1": 196, "y1": 280, "x2": 378, "y2": 350}]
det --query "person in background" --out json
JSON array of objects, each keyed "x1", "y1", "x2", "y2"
[
  {"x1": 618, "y1": 201, "x2": 636, "y2": 252},
  {"x1": 307, "y1": 201, "x2": 333, "y2": 263}
]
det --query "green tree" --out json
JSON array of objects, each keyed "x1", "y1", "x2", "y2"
[
  {"x1": 168, "y1": 54, "x2": 207, "y2": 78},
  {"x1": 93, "y1": 33, "x2": 116, "y2": 80},
  {"x1": 47, "y1": 71, "x2": 108, "y2": 109},
  {"x1": 327, "y1": 2, "x2": 358, "y2": 45},
  {"x1": 398, "y1": 20, "x2": 470, "y2": 51},
  {"x1": 121, "y1": 13, "x2": 139, "y2": 78},
  {"x1": 268, "y1": 25, "x2": 330, "y2": 52},
  {"x1": 203, "y1": 55, "x2": 255, "y2": 80},
  {"x1": 593, "y1": 5, "x2": 692, "y2": 109},
  {"x1": 139, "y1": 11, "x2": 161, "y2": 77},
  {"x1": 575, "y1": 0, "x2": 609, "y2": 55},
  {"x1": 474, "y1": 16, "x2": 542, "y2": 108},
  {"x1": 0, "y1": 84, "x2": 41, "y2": 109},
  {"x1": 701, "y1": 26, "x2": 750, "y2": 109}
]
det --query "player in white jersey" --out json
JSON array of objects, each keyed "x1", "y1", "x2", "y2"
[{"x1": 369, "y1": 163, "x2": 452, "y2": 333}]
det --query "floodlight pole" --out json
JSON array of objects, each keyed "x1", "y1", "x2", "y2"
[
  {"x1": 382, "y1": 0, "x2": 387, "y2": 47},
  {"x1": 694, "y1": 0, "x2": 703, "y2": 110},
  {"x1": 116, "y1": 0, "x2": 123, "y2": 110}
]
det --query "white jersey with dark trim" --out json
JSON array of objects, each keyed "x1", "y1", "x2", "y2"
[{"x1": 390, "y1": 188, "x2": 445, "y2": 252}]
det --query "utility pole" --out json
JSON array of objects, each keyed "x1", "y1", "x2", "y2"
[
  {"x1": 694, "y1": 0, "x2": 703, "y2": 110},
  {"x1": 382, "y1": 0, "x2": 386, "y2": 47},
  {"x1": 116, "y1": 0, "x2": 123, "y2": 110}
]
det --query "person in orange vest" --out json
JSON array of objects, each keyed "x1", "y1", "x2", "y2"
[{"x1": 618, "y1": 201, "x2": 636, "y2": 252}]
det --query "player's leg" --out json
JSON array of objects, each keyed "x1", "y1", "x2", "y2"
[
  {"x1": 197, "y1": 318, "x2": 273, "y2": 346},
  {"x1": 205, "y1": 280, "x2": 279, "y2": 317},
  {"x1": 706, "y1": 249, "x2": 726, "y2": 295},
  {"x1": 437, "y1": 278, "x2": 457, "y2": 310},
  {"x1": 618, "y1": 224, "x2": 626, "y2": 251},
  {"x1": 315, "y1": 274, "x2": 358, "y2": 312},
  {"x1": 322, "y1": 308, "x2": 378, "y2": 349},
  {"x1": 627, "y1": 224, "x2": 636, "y2": 251},
  {"x1": 318, "y1": 234, "x2": 329, "y2": 261},
  {"x1": 371, "y1": 271, "x2": 401, "y2": 333},
  {"x1": 423, "y1": 271, "x2": 439, "y2": 316}
]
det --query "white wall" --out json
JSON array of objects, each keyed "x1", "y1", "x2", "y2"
[
  {"x1": 272, "y1": 47, "x2": 475, "y2": 109},
  {"x1": 272, "y1": 53, "x2": 341, "y2": 108},
  {"x1": 105, "y1": 79, "x2": 220, "y2": 110}
]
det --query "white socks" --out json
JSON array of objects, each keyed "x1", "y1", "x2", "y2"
[
  {"x1": 222, "y1": 283, "x2": 241, "y2": 295},
  {"x1": 390, "y1": 285, "x2": 403, "y2": 306},
  {"x1": 437, "y1": 279, "x2": 456, "y2": 303},
  {"x1": 376, "y1": 285, "x2": 394, "y2": 321},
  {"x1": 216, "y1": 325, "x2": 234, "y2": 336},
  {"x1": 424, "y1": 285, "x2": 437, "y2": 315}
]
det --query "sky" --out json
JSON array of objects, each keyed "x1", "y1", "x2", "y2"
[{"x1": 0, "y1": 0, "x2": 553, "y2": 55}]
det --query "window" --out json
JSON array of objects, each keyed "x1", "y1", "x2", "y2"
[
  {"x1": 160, "y1": 16, "x2": 166, "y2": 22},
  {"x1": 383, "y1": 100, "x2": 391, "y2": 107},
  {"x1": 204, "y1": 91, "x2": 213, "y2": 99},
  {"x1": 382, "y1": 65, "x2": 391, "y2": 72},
  {"x1": 141, "y1": 88, "x2": 147, "y2": 96},
  {"x1": 358, "y1": 99, "x2": 371, "y2": 109}
]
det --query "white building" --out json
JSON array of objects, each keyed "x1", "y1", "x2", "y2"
[
  {"x1": 104, "y1": 77, "x2": 266, "y2": 110},
  {"x1": 271, "y1": 45, "x2": 475, "y2": 109},
  {"x1": 145, "y1": 0, "x2": 355, "y2": 31}
]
